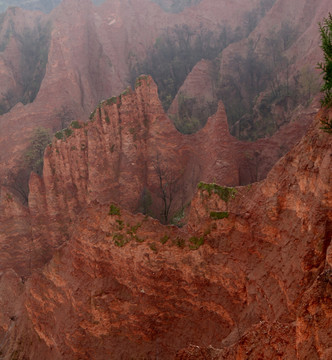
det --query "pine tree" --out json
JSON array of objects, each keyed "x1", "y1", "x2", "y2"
[{"x1": 318, "y1": 13, "x2": 332, "y2": 107}]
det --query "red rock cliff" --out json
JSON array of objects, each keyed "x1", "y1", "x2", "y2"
[{"x1": 0, "y1": 104, "x2": 330, "y2": 359}]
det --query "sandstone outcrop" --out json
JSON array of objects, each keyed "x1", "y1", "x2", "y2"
[
  {"x1": 0, "y1": 106, "x2": 330, "y2": 360},
  {"x1": 0, "y1": 75, "x2": 316, "y2": 277},
  {"x1": 168, "y1": 59, "x2": 215, "y2": 112},
  {"x1": 0, "y1": 1, "x2": 331, "y2": 358},
  {"x1": 0, "y1": 0, "x2": 261, "y2": 178}
]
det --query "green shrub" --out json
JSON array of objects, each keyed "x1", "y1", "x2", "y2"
[
  {"x1": 116, "y1": 219, "x2": 124, "y2": 230},
  {"x1": 109, "y1": 204, "x2": 120, "y2": 216},
  {"x1": 149, "y1": 242, "x2": 157, "y2": 252},
  {"x1": 105, "y1": 115, "x2": 110, "y2": 124},
  {"x1": 71, "y1": 120, "x2": 82, "y2": 129},
  {"x1": 320, "y1": 115, "x2": 332, "y2": 133},
  {"x1": 317, "y1": 13, "x2": 332, "y2": 108},
  {"x1": 113, "y1": 233, "x2": 127, "y2": 247},
  {"x1": 198, "y1": 182, "x2": 237, "y2": 202},
  {"x1": 106, "y1": 96, "x2": 117, "y2": 105},
  {"x1": 160, "y1": 234, "x2": 169, "y2": 244},
  {"x1": 210, "y1": 211, "x2": 229, "y2": 220},
  {"x1": 189, "y1": 236, "x2": 204, "y2": 250},
  {"x1": 174, "y1": 237, "x2": 185, "y2": 248},
  {"x1": 171, "y1": 207, "x2": 185, "y2": 227},
  {"x1": 63, "y1": 128, "x2": 73, "y2": 137},
  {"x1": 135, "y1": 75, "x2": 149, "y2": 88},
  {"x1": 121, "y1": 87, "x2": 131, "y2": 96},
  {"x1": 130, "y1": 223, "x2": 142, "y2": 233},
  {"x1": 55, "y1": 131, "x2": 64, "y2": 140}
]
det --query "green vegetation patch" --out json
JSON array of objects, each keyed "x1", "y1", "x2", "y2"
[
  {"x1": 130, "y1": 222, "x2": 142, "y2": 234},
  {"x1": 171, "y1": 206, "x2": 185, "y2": 227},
  {"x1": 320, "y1": 115, "x2": 332, "y2": 133},
  {"x1": 109, "y1": 204, "x2": 120, "y2": 216},
  {"x1": 106, "y1": 96, "x2": 117, "y2": 105},
  {"x1": 160, "y1": 234, "x2": 169, "y2": 244},
  {"x1": 318, "y1": 12, "x2": 332, "y2": 109},
  {"x1": 55, "y1": 131, "x2": 64, "y2": 140},
  {"x1": 149, "y1": 242, "x2": 157, "y2": 252},
  {"x1": 121, "y1": 87, "x2": 131, "y2": 97},
  {"x1": 189, "y1": 236, "x2": 204, "y2": 250},
  {"x1": 174, "y1": 237, "x2": 185, "y2": 248},
  {"x1": 71, "y1": 120, "x2": 82, "y2": 129},
  {"x1": 63, "y1": 128, "x2": 73, "y2": 137},
  {"x1": 113, "y1": 233, "x2": 128, "y2": 247},
  {"x1": 54, "y1": 126, "x2": 74, "y2": 141},
  {"x1": 116, "y1": 219, "x2": 124, "y2": 230},
  {"x1": 135, "y1": 75, "x2": 149, "y2": 88},
  {"x1": 210, "y1": 211, "x2": 229, "y2": 220},
  {"x1": 198, "y1": 182, "x2": 237, "y2": 202}
]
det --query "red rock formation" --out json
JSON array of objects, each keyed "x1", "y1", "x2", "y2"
[
  {"x1": 168, "y1": 59, "x2": 215, "y2": 116},
  {"x1": 0, "y1": 107, "x2": 330, "y2": 359},
  {"x1": 0, "y1": 1, "x2": 331, "y2": 358},
  {"x1": 0, "y1": 188, "x2": 31, "y2": 276},
  {"x1": 0, "y1": 0, "x2": 261, "y2": 178},
  {"x1": 0, "y1": 75, "x2": 324, "y2": 278}
]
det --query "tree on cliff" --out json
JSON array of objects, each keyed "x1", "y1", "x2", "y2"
[
  {"x1": 318, "y1": 13, "x2": 332, "y2": 133},
  {"x1": 153, "y1": 154, "x2": 180, "y2": 224},
  {"x1": 318, "y1": 13, "x2": 332, "y2": 108}
]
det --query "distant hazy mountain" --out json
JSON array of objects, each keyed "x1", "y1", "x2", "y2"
[
  {"x1": 0, "y1": 0, "x2": 61, "y2": 13},
  {"x1": 0, "y1": 1, "x2": 200, "y2": 15},
  {"x1": 0, "y1": 0, "x2": 107, "y2": 13},
  {"x1": 152, "y1": 0, "x2": 202, "y2": 13}
]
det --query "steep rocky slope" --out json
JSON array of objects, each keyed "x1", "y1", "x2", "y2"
[
  {"x1": 0, "y1": 0, "x2": 331, "y2": 358},
  {"x1": 169, "y1": 0, "x2": 330, "y2": 139},
  {"x1": 0, "y1": 103, "x2": 330, "y2": 360},
  {"x1": 0, "y1": 76, "x2": 315, "y2": 277},
  {"x1": 0, "y1": 0, "x2": 260, "y2": 177}
]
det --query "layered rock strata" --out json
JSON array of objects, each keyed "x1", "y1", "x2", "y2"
[{"x1": 0, "y1": 103, "x2": 330, "y2": 360}]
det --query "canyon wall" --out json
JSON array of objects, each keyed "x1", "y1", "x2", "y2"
[
  {"x1": 0, "y1": 76, "x2": 318, "y2": 276},
  {"x1": 0, "y1": 1, "x2": 331, "y2": 358},
  {"x1": 0, "y1": 106, "x2": 330, "y2": 360}
]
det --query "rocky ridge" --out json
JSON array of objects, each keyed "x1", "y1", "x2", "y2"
[
  {"x1": 0, "y1": 0, "x2": 331, "y2": 358},
  {"x1": 0, "y1": 103, "x2": 330, "y2": 360},
  {"x1": 0, "y1": 0, "x2": 260, "y2": 177},
  {"x1": 0, "y1": 76, "x2": 315, "y2": 277}
]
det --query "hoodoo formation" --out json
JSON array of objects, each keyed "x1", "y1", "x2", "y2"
[{"x1": 0, "y1": 0, "x2": 331, "y2": 359}]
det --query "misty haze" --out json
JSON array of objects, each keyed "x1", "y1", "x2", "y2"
[{"x1": 0, "y1": 0, "x2": 331, "y2": 359}]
